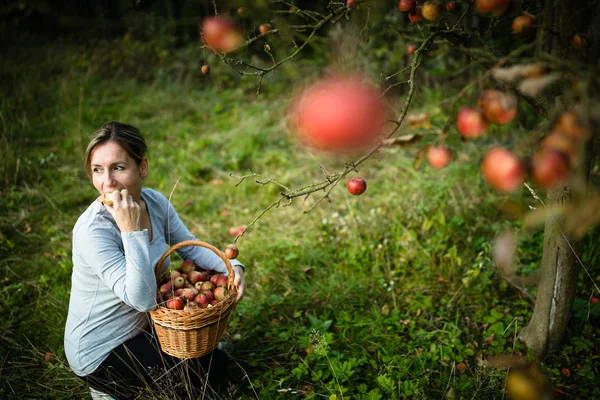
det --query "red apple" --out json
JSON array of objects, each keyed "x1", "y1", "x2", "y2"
[
  {"x1": 184, "y1": 302, "x2": 199, "y2": 310},
  {"x1": 427, "y1": 146, "x2": 452, "y2": 169},
  {"x1": 408, "y1": 6, "x2": 424, "y2": 23},
  {"x1": 201, "y1": 17, "x2": 243, "y2": 53},
  {"x1": 531, "y1": 150, "x2": 570, "y2": 189},
  {"x1": 481, "y1": 148, "x2": 526, "y2": 192},
  {"x1": 166, "y1": 297, "x2": 184, "y2": 310},
  {"x1": 173, "y1": 276, "x2": 185, "y2": 289},
  {"x1": 446, "y1": 1, "x2": 457, "y2": 11},
  {"x1": 210, "y1": 300, "x2": 219, "y2": 306},
  {"x1": 181, "y1": 260, "x2": 196, "y2": 273},
  {"x1": 159, "y1": 282, "x2": 173, "y2": 295},
  {"x1": 259, "y1": 23, "x2": 272, "y2": 34},
  {"x1": 237, "y1": 7, "x2": 245, "y2": 16},
  {"x1": 215, "y1": 275, "x2": 228, "y2": 288},
  {"x1": 225, "y1": 246, "x2": 239, "y2": 259},
  {"x1": 168, "y1": 270, "x2": 181, "y2": 280},
  {"x1": 288, "y1": 74, "x2": 387, "y2": 152},
  {"x1": 407, "y1": 44, "x2": 417, "y2": 55},
  {"x1": 200, "y1": 281, "x2": 214, "y2": 291},
  {"x1": 475, "y1": 0, "x2": 510, "y2": 17},
  {"x1": 214, "y1": 287, "x2": 228, "y2": 301},
  {"x1": 346, "y1": 0, "x2": 358, "y2": 8},
  {"x1": 477, "y1": 90, "x2": 517, "y2": 125},
  {"x1": 181, "y1": 288, "x2": 196, "y2": 301},
  {"x1": 422, "y1": 2, "x2": 441, "y2": 22},
  {"x1": 456, "y1": 107, "x2": 489, "y2": 138},
  {"x1": 591, "y1": 298, "x2": 599, "y2": 304},
  {"x1": 553, "y1": 111, "x2": 589, "y2": 140},
  {"x1": 229, "y1": 226, "x2": 244, "y2": 236},
  {"x1": 194, "y1": 293, "x2": 209, "y2": 308},
  {"x1": 202, "y1": 290, "x2": 214, "y2": 302},
  {"x1": 210, "y1": 274, "x2": 221, "y2": 286},
  {"x1": 512, "y1": 15, "x2": 537, "y2": 36},
  {"x1": 572, "y1": 33, "x2": 591, "y2": 49},
  {"x1": 398, "y1": 0, "x2": 416, "y2": 13},
  {"x1": 201, "y1": 65, "x2": 210, "y2": 75},
  {"x1": 187, "y1": 270, "x2": 204, "y2": 284},
  {"x1": 346, "y1": 177, "x2": 367, "y2": 196}
]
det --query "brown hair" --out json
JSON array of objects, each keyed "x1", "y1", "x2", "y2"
[{"x1": 84, "y1": 122, "x2": 147, "y2": 178}]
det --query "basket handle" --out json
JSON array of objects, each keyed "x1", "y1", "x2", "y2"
[{"x1": 155, "y1": 240, "x2": 235, "y2": 289}]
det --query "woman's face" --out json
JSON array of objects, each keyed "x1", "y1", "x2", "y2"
[{"x1": 90, "y1": 141, "x2": 148, "y2": 202}]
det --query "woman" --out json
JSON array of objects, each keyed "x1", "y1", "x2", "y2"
[{"x1": 64, "y1": 121, "x2": 246, "y2": 399}]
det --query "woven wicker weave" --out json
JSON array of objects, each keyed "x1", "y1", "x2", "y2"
[{"x1": 149, "y1": 240, "x2": 238, "y2": 359}]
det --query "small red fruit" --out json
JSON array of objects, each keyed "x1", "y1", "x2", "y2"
[
  {"x1": 398, "y1": 0, "x2": 416, "y2": 13},
  {"x1": 475, "y1": 0, "x2": 510, "y2": 17},
  {"x1": 407, "y1": 44, "x2": 417, "y2": 55},
  {"x1": 200, "y1": 281, "x2": 214, "y2": 291},
  {"x1": 187, "y1": 270, "x2": 204, "y2": 284},
  {"x1": 181, "y1": 260, "x2": 196, "y2": 273},
  {"x1": 445, "y1": 1, "x2": 457, "y2": 11},
  {"x1": 225, "y1": 245, "x2": 239, "y2": 259},
  {"x1": 346, "y1": 177, "x2": 367, "y2": 196},
  {"x1": 531, "y1": 150, "x2": 570, "y2": 189},
  {"x1": 215, "y1": 275, "x2": 228, "y2": 288},
  {"x1": 541, "y1": 132, "x2": 578, "y2": 164},
  {"x1": 228, "y1": 226, "x2": 244, "y2": 236},
  {"x1": 201, "y1": 17, "x2": 243, "y2": 53},
  {"x1": 456, "y1": 107, "x2": 489, "y2": 138},
  {"x1": 553, "y1": 111, "x2": 589, "y2": 140},
  {"x1": 202, "y1": 290, "x2": 214, "y2": 302},
  {"x1": 346, "y1": 0, "x2": 358, "y2": 8},
  {"x1": 422, "y1": 2, "x2": 441, "y2": 22},
  {"x1": 160, "y1": 282, "x2": 173, "y2": 295},
  {"x1": 427, "y1": 146, "x2": 452, "y2": 169},
  {"x1": 591, "y1": 297, "x2": 599, "y2": 304},
  {"x1": 408, "y1": 6, "x2": 424, "y2": 23},
  {"x1": 481, "y1": 147, "x2": 526, "y2": 192},
  {"x1": 572, "y1": 33, "x2": 592, "y2": 49},
  {"x1": 194, "y1": 293, "x2": 209, "y2": 308},
  {"x1": 180, "y1": 288, "x2": 196, "y2": 301},
  {"x1": 168, "y1": 270, "x2": 181, "y2": 280},
  {"x1": 477, "y1": 90, "x2": 517, "y2": 125},
  {"x1": 166, "y1": 297, "x2": 184, "y2": 310},
  {"x1": 237, "y1": 7, "x2": 245, "y2": 17},
  {"x1": 259, "y1": 23, "x2": 272, "y2": 34},
  {"x1": 201, "y1": 65, "x2": 210, "y2": 75},
  {"x1": 512, "y1": 15, "x2": 537, "y2": 36}
]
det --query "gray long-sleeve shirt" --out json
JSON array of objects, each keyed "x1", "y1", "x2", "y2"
[{"x1": 64, "y1": 188, "x2": 242, "y2": 376}]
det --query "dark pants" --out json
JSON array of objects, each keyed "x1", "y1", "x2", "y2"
[{"x1": 83, "y1": 331, "x2": 228, "y2": 400}]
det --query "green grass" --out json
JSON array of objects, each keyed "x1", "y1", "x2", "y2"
[{"x1": 1, "y1": 33, "x2": 599, "y2": 400}]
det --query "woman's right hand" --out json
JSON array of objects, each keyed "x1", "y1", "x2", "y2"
[{"x1": 104, "y1": 189, "x2": 141, "y2": 233}]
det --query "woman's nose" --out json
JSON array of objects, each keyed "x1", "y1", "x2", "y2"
[{"x1": 103, "y1": 170, "x2": 117, "y2": 187}]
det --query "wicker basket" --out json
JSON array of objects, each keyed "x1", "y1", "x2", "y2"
[{"x1": 149, "y1": 240, "x2": 238, "y2": 359}]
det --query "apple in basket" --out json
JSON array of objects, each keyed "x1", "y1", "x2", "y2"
[
  {"x1": 173, "y1": 276, "x2": 186, "y2": 289},
  {"x1": 187, "y1": 270, "x2": 205, "y2": 284},
  {"x1": 181, "y1": 260, "x2": 196, "y2": 273},
  {"x1": 214, "y1": 287, "x2": 228, "y2": 301},
  {"x1": 200, "y1": 281, "x2": 214, "y2": 291},
  {"x1": 166, "y1": 297, "x2": 184, "y2": 310},
  {"x1": 194, "y1": 293, "x2": 210, "y2": 308},
  {"x1": 201, "y1": 290, "x2": 214, "y2": 302}
]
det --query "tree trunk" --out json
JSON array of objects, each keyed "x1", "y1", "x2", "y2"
[{"x1": 518, "y1": 188, "x2": 582, "y2": 358}]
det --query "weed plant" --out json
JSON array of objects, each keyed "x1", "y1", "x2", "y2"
[{"x1": 1, "y1": 22, "x2": 599, "y2": 400}]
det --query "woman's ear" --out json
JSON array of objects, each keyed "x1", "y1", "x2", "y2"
[{"x1": 140, "y1": 157, "x2": 149, "y2": 179}]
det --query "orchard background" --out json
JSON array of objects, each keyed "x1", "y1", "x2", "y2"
[{"x1": 1, "y1": 0, "x2": 599, "y2": 399}]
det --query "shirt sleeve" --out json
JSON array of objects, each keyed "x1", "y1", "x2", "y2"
[
  {"x1": 75, "y1": 221, "x2": 157, "y2": 311},
  {"x1": 163, "y1": 200, "x2": 245, "y2": 275}
]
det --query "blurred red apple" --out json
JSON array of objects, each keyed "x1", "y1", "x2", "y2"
[
  {"x1": 408, "y1": 6, "x2": 424, "y2": 23},
  {"x1": 591, "y1": 297, "x2": 599, "y2": 304},
  {"x1": 229, "y1": 226, "x2": 244, "y2": 236},
  {"x1": 202, "y1": 290, "x2": 214, "y2": 302},
  {"x1": 512, "y1": 15, "x2": 537, "y2": 36},
  {"x1": 398, "y1": 0, "x2": 416, "y2": 12},
  {"x1": 159, "y1": 282, "x2": 173, "y2": 295},
  {"x1": 166, "y1": 297, "x2": 184, "y2": 310},
  {"x1": 346, "y1": 177, "x2": 367, "y2": 196},
  {"x1": 187, "y1": 270, "x2": 204, "y2": 284},
  {"x1": 407, "y1": 44, "x2": 417, "y2": 54},
  {"x1": 481, "y1": 148, "x2": 526, "y2": 192},
  {"x1": 181, "y1": 260, "x2": 196, "y2": 273},
  {"x1": 259, "y1": 23, "x2": 272, "y2": 34},
  {"x1": 201, "y1": 17, "x2": 243, "y2": 53},
  {"x1": 215, "y1": 275, "x2": 228, "y2": 288},
  {"x1": 475, "y1": 0, "x2": 510, "y2": 17},
  {"x1": 173, "y1": 276, "x2": 185, "y2": 289},
  {"x1": 180, "y1": 288, "x2": 196, "y2": 301},
  {"x1": 531, "y1": 150, "x2": 570, "y2": 189},
  {"x1": 477, "y1": 90, "x2": 517, "y2": 125},
  {"x1": 541, "y1": 132, "x2": 578, "y2": 163},
  {"x1": 446, "y1": 1, "x2": 457, "y2": 11},
  {"x1": 553, "y1": 111, "x2": 590, "y2": 140},
  {"x1": 346, "y1": 0, "x2": 358, "y2": 7},
  {"x1": 427, "y1": 146, "x2": 452, "y2": 168},
  {"x1": 201, "y1": 65, "x2": 210, "y2": 75},
  {"x1": 288, "y1": 74, "x2": 387, "y2": 152},
  {"x1": 200, "y1": 281, "x2": 214, "y2": 291},
  {"x1": 194, "y1": 293, "x2": 209, "y2": 308},
  {"x1": 456, "y1": 107, "x2": 489, "y2": 138}
]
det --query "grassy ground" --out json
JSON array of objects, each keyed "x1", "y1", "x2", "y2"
[{"x1": 1, "y1": 31, "x2": 599, "y2": 400}]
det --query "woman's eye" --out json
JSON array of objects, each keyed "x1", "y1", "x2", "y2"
[
  {"x1": 92, "y1": 168, "x2": 102, "y2": 174},
  {"x1": 114, "y1": 166, "x2": 125, "y2": 171}
]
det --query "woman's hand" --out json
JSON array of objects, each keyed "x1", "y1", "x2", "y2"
[
  {"x1": 232, "y1": 265, "x2": 245, "y2": 301},
  {"x1": 104, "y1": 189, "x2": 141, "y2": 233}
]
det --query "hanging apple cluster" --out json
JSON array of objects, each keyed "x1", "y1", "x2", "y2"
[
  {"x1": 452, "y1": 90, "x2": 590, "y2": 193},
  {"x1": 157, "y1": 260, "x2": 230, "y2": 310}
]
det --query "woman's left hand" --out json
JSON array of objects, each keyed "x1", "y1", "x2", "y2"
[{"x1": 232, "y1": 265, "x2": 245, "y2": 301}]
